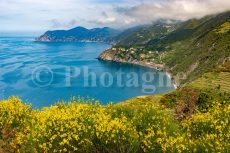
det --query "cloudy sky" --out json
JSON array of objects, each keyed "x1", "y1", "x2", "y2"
[{"x1": 0, "y1": 0, "x2": 230, "y2": 35}]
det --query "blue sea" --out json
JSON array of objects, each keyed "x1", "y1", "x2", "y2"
[{"x1": 0, "y1": 37, "x2": 175, "y2": 108}]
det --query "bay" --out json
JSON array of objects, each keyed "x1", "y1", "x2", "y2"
[{"x1": 0, "y1": 37, "x2": 175, "y2": 108}]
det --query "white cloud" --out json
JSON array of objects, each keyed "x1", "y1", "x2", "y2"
[
  {"x1": 116, "y1": 0, "x2": 230, "y2": 25},
  {"x1": 0, "y1": 0, "x2": 113, "y2": 32},
  {"x1": 98, "y1": 17, "x2": 116, "y2": 24},
  {"x1": 0, "y1": 0, "x2": 229, "y2": 33}
]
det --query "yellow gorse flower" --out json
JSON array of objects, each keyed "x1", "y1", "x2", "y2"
[{"x1": 0, "y1": 97, "x2": 229, "y2": 152}]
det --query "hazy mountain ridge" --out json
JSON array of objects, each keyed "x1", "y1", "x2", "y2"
[
  {"x1": 36, "y1": 27, "x2": 120, "y2": 43},
  {"x1": 113, "y1": 20, "x2": 179, "y2": 48}
]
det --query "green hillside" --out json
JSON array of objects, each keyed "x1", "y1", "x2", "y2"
[
  {"x1": 99, "y1": 11, "x2": 230, "y2": 85},
  {"x1": 190, "y1": 60, "x2": 230, "y2": 92},
  {"x1": 114, "y1": 22, "x2": 176, "y2": 48},
  {"x1": 162, "y1": 12, "x2": 230, "y2": 84},
  {"x1": 190, "y1": 72, "x2": 230, "y2": 92}
]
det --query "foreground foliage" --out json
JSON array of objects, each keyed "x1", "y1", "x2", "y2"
[{"x1": 0, "y1": 94, "x2": 229, "y2": 153}]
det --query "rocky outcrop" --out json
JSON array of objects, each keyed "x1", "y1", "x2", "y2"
[
  {"x1": 98, "y1": 48, "x2": 166, "y2": 71},
  {"x1": 98, "y1": 48, "x2": 118, "y2": 61}
]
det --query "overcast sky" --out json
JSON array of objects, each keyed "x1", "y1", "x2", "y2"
[{"x1": 0, "y1": 0, "x2": 230, "y2": 35}]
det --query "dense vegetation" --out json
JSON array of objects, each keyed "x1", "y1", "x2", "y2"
[
  {"x1": 113, "y1": 22, "x2": 176, "y2": 48},
  {"x1": 100, "y1": 11, "x2": 230, "y2": 85}
]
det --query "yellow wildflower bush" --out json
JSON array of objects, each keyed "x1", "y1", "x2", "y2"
[
  {"x1": 0, "y1": 97, "x2": 229, "y2": 152},
  {"x1": 0, "y1": 97, "x2": 32, "y2": 152},
  {"x1": 182, "y1": 101, "x2": 230, "y2": 152},
  {"x1": 111, "y1": 102, "x2": 185, "y2": 152}
]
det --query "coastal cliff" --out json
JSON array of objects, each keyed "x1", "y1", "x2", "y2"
[
  {"x1": 98, "y1": 48, "x2": 165, "y2": 71},
  {"x1": 98, "y1": 47, "x2": 179, "y2": 88}
]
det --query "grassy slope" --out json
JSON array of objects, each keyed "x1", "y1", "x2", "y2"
[
  {"x1": 189, "y1": 58, "x2": 230, "y2": 91},
  {"x1": 190, "y1": 72, "x2": 230, "y2": 92}
]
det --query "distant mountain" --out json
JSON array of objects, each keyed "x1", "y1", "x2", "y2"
[{"x1": 36, "y1": 27, "x2": 121, "y2": 43}]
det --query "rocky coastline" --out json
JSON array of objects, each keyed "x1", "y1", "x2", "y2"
[{"x1": 98, "y1": 48, "x2": 179, "y2": 89}]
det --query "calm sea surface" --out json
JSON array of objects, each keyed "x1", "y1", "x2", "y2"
[{"x1": 0, "y1": 37, "x2": 174, "y2": 108}]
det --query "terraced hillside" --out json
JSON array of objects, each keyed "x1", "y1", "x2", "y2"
[
  {"x1": 190, "y1": 72, "x2": 230, "y2": 92},
  {"x1": 190, "y1": 60, "x2": 230, "y2": 92}
]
